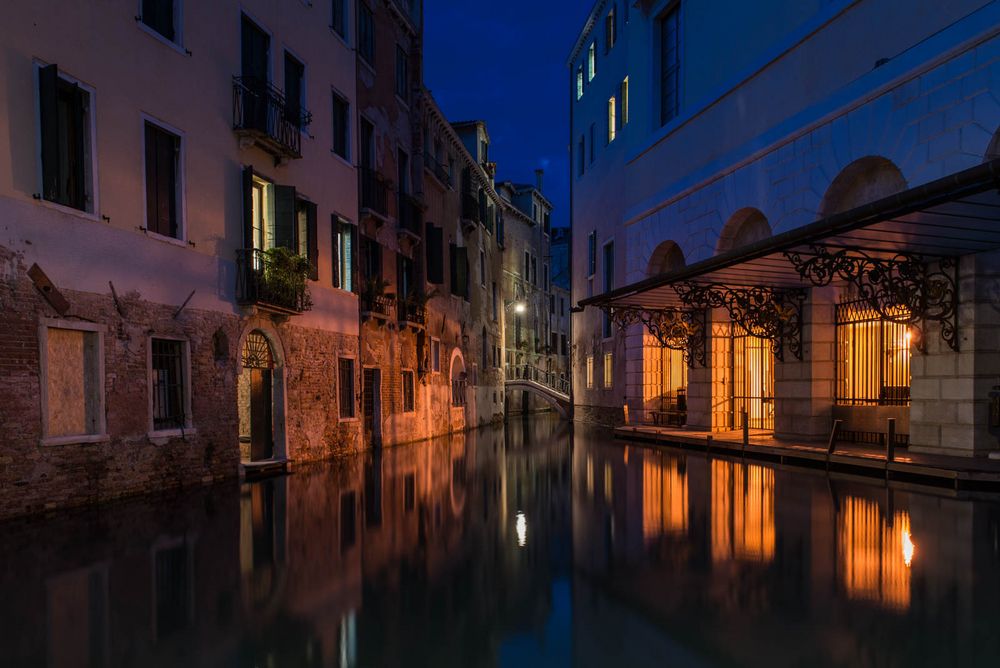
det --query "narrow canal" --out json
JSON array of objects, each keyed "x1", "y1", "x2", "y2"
[{"x1": 3, "y1": 416, "x2": 1000, "y2": 667}]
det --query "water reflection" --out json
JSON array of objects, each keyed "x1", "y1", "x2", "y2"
[{"x1": 3, "y1": 419, "x2": 1000, "y2": 666}]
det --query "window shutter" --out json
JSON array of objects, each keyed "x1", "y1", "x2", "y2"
[
  {"x1": 38, "y1": 64, "x2": 60, "y2": 202},
  {"x1": 331, "y1": 214, "x2": 341, "y2": 288},
  {"x1": 458, "y1": 247, "x2": 469, "y2": 299},
  {"x1": 449, "y1": 243, "x2": 457, "y2": 295},
  {"x1": 272, "y1": 185, "x2": 297, "y2": 250},
  {"x1": 305, "y1": 201, "x2": 318, "y2": 280},
  {"x1": 350, "y1": 224, "x2": 359, "y2": 293},
  {"x1": 146, "y1": 125, "x2": 178, "y2": 238},
  {"x1": 425, "y1": 223, "x2": 443, "y2": 284},
  {"x1": 242, "y1": 166, "x2": 255, "y2": 248}
]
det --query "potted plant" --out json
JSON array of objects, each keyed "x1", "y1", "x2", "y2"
[{"x1": 262, "y1": 246, "x2": 312, "y2": 311}]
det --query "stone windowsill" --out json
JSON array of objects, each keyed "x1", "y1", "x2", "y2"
[
  {"x1": 148, "y1": 427, "x2": 197, "y2": 445},
  {"x1": 40, "y1": 433, "x2": 111, "y2": 447}
]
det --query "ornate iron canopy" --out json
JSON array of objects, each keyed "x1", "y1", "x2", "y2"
[
  {"x1": 784, "y1": 246, "x2": 958, "y2": 352},
  {"x1": 603, "y1": 306, "x2": 707, "y2": 367},
  {"x1": 673, "y1": 283, "x2": 806, "y2": 362}
]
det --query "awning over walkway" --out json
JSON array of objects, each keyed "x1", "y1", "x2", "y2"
[{"x1": 580, "y1": 158, "x2": 1000, "y2": 362}]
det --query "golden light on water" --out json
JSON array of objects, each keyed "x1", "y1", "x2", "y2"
[
  {"x1": 838, "y1": 497, "x2": 913, "y2": 610},
  {"x1": 515, "y1": 511, "x2": 527, "y2": 547}
]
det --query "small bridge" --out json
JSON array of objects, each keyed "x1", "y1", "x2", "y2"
[{"x1": 505, "y1": 365, "x2": 571, "y2": 419}]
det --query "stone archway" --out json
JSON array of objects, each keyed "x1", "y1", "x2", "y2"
[
  {"x1": 820, "y1": 156, "x2": 907, "y2": 216},
  {"x1": 716, "y1": 208, "x2": 772, "y2": 255},
  {"x1": 646, "y1": 239, "x2": 686, "y2": 276},
  {"x1": 237, "y1": 326, "x2": 287, "y2": 464},
  {"x1": 639, "y1": 240, "x2": 688, "y2": 423}
]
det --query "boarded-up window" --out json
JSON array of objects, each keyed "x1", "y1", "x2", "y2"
[{"x1": 44, "y1": 326, "x2": 103, "y2": 439}]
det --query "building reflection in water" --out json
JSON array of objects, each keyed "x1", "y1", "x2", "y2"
[
  {"x1": 10, "y1": 420, "x2": 1000, "y2": 667},
  {"x1": 641, "y1": 453, "x2": 688, "y2": 544},
  {"x1": 837, "y1": 496, "x2": 913, "y2": 611},
  {"x1": 711, "y1": 459, "x2": 775, "y2": 563}
]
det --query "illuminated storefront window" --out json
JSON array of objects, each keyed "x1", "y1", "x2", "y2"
[{"x1": 836, "y1": 299, "x2": 911, "y2": 406}]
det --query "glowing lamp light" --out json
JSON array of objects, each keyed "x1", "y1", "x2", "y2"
[
  {"x1": 901, "y1": 529, "x2": 915, "y2": 568},
  {"x1": 514, "y1": 302, "x2": 526, "y2": 314},
  {"x1": 515, "y1": 511, "x2": 527, "y2": 547}
]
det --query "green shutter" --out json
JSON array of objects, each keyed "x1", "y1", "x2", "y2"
[
  {"x1": 272, "y1": 185, "x2": 297, "y2": 250},
  {"x1": 242, "y1": 166, "x2": 255, "y2": 249}
]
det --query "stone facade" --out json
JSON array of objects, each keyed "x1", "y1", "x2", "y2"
[{"x1": 569, "y1": 0, "x2": 1000, "y2": 455}]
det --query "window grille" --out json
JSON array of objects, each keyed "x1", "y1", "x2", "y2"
[
  {"x1": 835, "y1": 298, "x2": 911, "y2": 406},
  {"x1": 152, "y1": 339, "x2": 185, "y2": 430},
  {"x1": 339, "y1": 358, "x2": 355, "y2": 418},
  {"x1": 731, "y1": 329, "x2": 774, "y2": 430}
]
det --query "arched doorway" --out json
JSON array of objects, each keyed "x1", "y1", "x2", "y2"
[
  {"x1": 718, "y1": 209, "x2": 775, "y2": 432},
  {"x1": 240, "y1": 330, "x2": 276, "y2": 463},
  {"x1": 642, "y1": 241, "x2": 688, "y2": 424}
]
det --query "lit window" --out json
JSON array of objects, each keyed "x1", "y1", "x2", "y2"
[
  {"x1": 608, "y1": 96, "x2": 617, "y2": 143},
  {"x1": 576, "y1": 66, "x2": 584, "y2": 100},
  {"x1": 586, "y1": 355, "x2": 594, "y2": 389},
  {"x1": 588, "y1": 42, "x2": 596, "y2": 81},
  {"x1": 333, "y1": 219, "x2": 354, "y2": 291},
  {"x1": 604, "y1": 352, "x2": 613, "y2": 388},
  {"x1": 836, "y1": 299, "x2": 911, "y2": 406}
]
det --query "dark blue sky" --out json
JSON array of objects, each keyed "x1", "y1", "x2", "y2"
[{"x1": 423, "y1": 1, "x2": 593, "y2": 229}]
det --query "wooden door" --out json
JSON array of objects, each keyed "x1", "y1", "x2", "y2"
[{"x1": 250, "y1": 368, "x2": 273, "y2": 461}]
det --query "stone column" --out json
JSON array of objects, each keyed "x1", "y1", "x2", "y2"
[
  {"x1": 911, "y1": 253, "x2": 1000, "y2": 457},
  {"x1": 774, "y1": 286, "x2": 836, "y2": 441}
]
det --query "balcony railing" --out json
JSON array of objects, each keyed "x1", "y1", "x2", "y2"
[
  {"x1": 461, "y1": 192, "x2": 480, "y2": 223},
  {"x1": 398, "y1": 300, "x2": 426, "y2": 326},
  {"x1": 232, "y1": 77, "x2": 311, "y2": 159},
  {"x1": 361, "y1": 293, "x2": 395, "y2": 319},
  {"x1": 398, "y1": 193, "x2": 423, "y2": 237},
  {"x1": 424, "y1": 152, "x2": 452, "y2": 187},
  {"x1": 359, "y1": 167, "x2": 390, "y2": 218},
  {"x1": 236, "y1": 248, "x2": 312, "y2": 314}
]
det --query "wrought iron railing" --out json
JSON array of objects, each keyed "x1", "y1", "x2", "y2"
[
  {"x1": 361, "y1": 293, "x2": 395, "y2": 318},
  {"x1": 398, "y1": 193, "x2": 422, "y2": 236},
  {"x1": 398, "y1": 300, "x2": 426, "y2": 325},
  {"x1": 359, "y1": 167, "x2": 389, "y2": 217},
  {"x1": 236, "y1": 248, "x2": 311, "y2": 313},
  {"x1": 232, "y1": 77, "x2": 311, "y2": 159},
  {"x1": 506, "y1": 364, "x2": 570, "y2": 396}
]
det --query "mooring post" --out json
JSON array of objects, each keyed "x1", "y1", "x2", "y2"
[
  {"x1": 742, "y1": 409, "x2": 749, "y2": 453},
  {"x1": 826, "y1": 419, "x2": 842, "y2": 466}
]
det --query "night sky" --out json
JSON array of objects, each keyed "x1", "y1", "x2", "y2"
[{"x1": 423, "y1": 1, "x2": 593, "y2": 230}]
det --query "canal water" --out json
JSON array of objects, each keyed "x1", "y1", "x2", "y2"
[{"x1": 3, "y1": 416, "x2": 1000, "y2": 667}]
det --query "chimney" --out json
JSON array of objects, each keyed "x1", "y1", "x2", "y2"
[{"x1": 535, "y1": 168, "x2": 544, "y2": 193}]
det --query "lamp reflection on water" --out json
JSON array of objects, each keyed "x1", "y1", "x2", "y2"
[
  {"x1": 516, "y1": 511, "x2": 527, "y2": 547},
  {"x1": 838, "y1": 496, "x2": 913, "y2": 611}
]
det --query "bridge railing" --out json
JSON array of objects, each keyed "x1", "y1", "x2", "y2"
[{"x1": 506, "y1": 365, "x2": 570, "y2": 397}]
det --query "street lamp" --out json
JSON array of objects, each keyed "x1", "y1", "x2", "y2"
[{"x1": 505, "y1": 300, "x2": 526, "y2": 314}]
